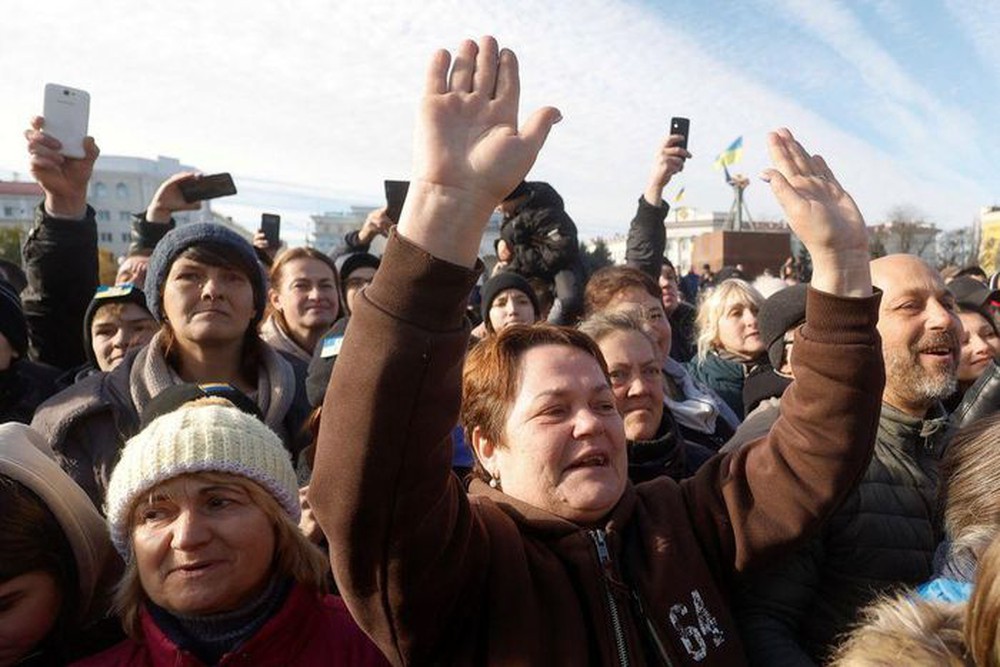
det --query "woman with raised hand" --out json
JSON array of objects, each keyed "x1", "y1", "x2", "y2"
[
  {"x1": 32, "y1": 217, "x2": 310, "y2": 507},
  {"x1": 260, "y1": 248, "x2": 342, "y2": 362},
  {"x1": 73, "y1": 395, "x2": 386, "y2": 666},
  {"x1": 309, "y1": 35, "x2": 883, "y2": 666}
]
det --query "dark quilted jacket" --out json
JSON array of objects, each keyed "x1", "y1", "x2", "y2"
[{"x1": 734, "y1": 402, "x2": 952, "y2": 666}]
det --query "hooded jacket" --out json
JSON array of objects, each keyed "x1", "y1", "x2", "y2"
[
  {"x1": 309, "y1": 232, "x2": 884, "y2": 666},
  {"x1": 1, "y1": 423, "x2": 121, "y2": 661},
  {"x1": 498, "y1": 181, "x2": 580, "y2": 279}
]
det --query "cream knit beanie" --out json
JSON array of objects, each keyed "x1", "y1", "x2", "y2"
[{"x1": 105, "y1": 399, "x2": 299, "y2": 557}]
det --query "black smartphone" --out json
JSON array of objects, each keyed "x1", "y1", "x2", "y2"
[
  {"x1": 178, "y1": 173, "x2": 237, "y2": 203},
  {"x1": 260, "y1": 214, "x2": 281, "y2": 249},
  {"x1": 384, "y1": 180, "x2": 410, "y2": 223},
  {"x1": 670, "y1": 117, "x2": 690, "y2": 151}
]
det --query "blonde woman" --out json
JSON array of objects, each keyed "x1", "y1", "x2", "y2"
[{"x1": 686, "y1": 278, "x2": 766, "y2": 419}]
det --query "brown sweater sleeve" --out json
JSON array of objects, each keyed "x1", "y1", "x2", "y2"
[
  {"x1": 309, "y1": 231, "x2": 485, "y2": 665},
  {"x1": 681, "y1": 287, "x2": 884, "y2": 576}
]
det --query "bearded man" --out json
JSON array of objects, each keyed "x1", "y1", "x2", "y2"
[{"x1": 735, "y1": 253, "x2": 960, "y2": 666}]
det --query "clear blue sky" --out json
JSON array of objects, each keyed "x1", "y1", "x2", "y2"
[{"x1": 2, "y1": 0, "x2": 997, "y2": 244}]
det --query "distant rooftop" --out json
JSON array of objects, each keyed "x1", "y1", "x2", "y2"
[{"x1": 0, "y1": 181, "x2": 43, "y2": 196}]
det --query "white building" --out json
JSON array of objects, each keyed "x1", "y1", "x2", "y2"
[
  {"x1": 89, "y1": 155, "x2": 240, "y2": 257},
  {"x1": 311, "y1": 208, "x2": 502, "y2": 262},
  {"x1": 601, "y1": 207, "x2": 733, "y2": 271}
]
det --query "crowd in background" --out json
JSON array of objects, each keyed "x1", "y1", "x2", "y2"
[{"x1": 6, "y1": 35, "x2": 1000, "y2": 666}]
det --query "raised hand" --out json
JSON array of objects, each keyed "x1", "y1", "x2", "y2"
[
  {"x1": 398, "y1": 36, "x2": 561, "y2": 267},
  {"x1": 358, "y1": 206, "x2": 393, "y2": 244},
  {"x1": 25, "y1": 116, "x2": 99, "y2": 219},
  {"x1": 762, "y1": 128, "x2": 871, "y2": 297},
  {"x1": 644, "y1": 133, "x2": 692, "y2": 206},
  {"x1": 146, "y1": 172, "x2": 202, "y2": 223}
]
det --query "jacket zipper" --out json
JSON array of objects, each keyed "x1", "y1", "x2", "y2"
[
  {"x1": 630, "y1": 589, "x2": 676, "y2": 667},
  {"x1": 590, "y1": 529, "x2": 631, "y2": 667}
]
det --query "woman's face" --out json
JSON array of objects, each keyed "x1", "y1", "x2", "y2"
[
  {"x1": 478, "y1": 344, "x2": 627, "y2": 525},
  {"x1": 91, "y1": 303, "x2": 158, "y2": 372},
  {"x1": 344, "y1": 267, "x2": 376, "y2": 316},
  {"x1": 716, "y1": 297, "x2": 764, "y2": 359},
  {"x1": 270, "y1": 258, "x2": 339, "y2": 338},
  {"x1": 162, "y1": 257, "x2": 256, "y2": 348},
  {"x1": 488, "y1": 288, "x2": 537, "y2": 332},
  {"x1": 607, "y1": 287, "x2": 672, "y2": 365},
  {"x1": 600, "y1": 330, "x2": 664, "y2": 441},
  {"x1": 957, "y1": 311, "x2": 1000, "y2": 383},
  {"x1": 0, "y1": 571, "x2": 62, "y2": 665},
  {"x1": 131, "y1": 475, "x2": 275, "y2": 616}
]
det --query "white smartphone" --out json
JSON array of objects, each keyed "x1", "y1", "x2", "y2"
[{"x1": 43, "y1": 84, "x2": 90, "y2": 159}]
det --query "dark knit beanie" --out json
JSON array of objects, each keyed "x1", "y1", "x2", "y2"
[
  {"x1": 0, "y1": 279, "x2": 27, "y2": 357},
  {"x1": 758, "y1": 283, "x2": 808, "y2": 370},
  {"x1": 337, "y1": 253, "x2": 380, "y2": 284},
  {"x1": 480, "y1": 272, "x2": 541, "y2": 333},
  {"x1": 82, "y1": 284, "x2": 153, "y2": 367},
  {"x1": 306, "y1": 318, "x2": 349, "y2": 408},
  {"x1": 145, "y1": 223, "x2": 267, "y2": 325}
]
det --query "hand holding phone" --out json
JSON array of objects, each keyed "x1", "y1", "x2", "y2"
[
  {"x1": 178, "y1": 173, "x2": 238, "y2": 203},
  {"x1": 43, "y1": 84, "x2": 90, "y2": 159},
  {"x1": 669, "y1": 117, "x2": 690, "y2": 152},
  {"x1": 260, "y1": 213, "x2": 281, "y2": 249}
]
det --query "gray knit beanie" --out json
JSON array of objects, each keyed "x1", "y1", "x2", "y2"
[{"x1": 144, "y1": 223, "x2": 267, "y2": 325}]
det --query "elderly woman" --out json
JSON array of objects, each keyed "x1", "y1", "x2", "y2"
[
  {"x1": 73, "y1": 396, "x2": 386, "y2": 665},
  {"x1": 687, "y1": 279, "x2": 766, "y2": 420},
  {"x1": 0, "y1": 423, "x2": 120, "y2": 664},
  {"x1": 31, "y1": 215, "x2": 309, "y2": 506},
  {"x1": 579, "y1": 311, "x2": 713, "y2": 482},
  {"x1": 585, "y1": 265, "x2": 740, "y2": 451},
  {"x1": 260, "y1": 247, "x2": 342, "y2": 362},
  {"x1": 309, "y1": 36, "x2": 883, "y2": 666}
]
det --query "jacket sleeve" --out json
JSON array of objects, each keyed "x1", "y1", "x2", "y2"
[
  {"x1": 21, "y1": 203, "x2": 99, "y2": 370},
  {"x1": 681, "y1": 288, "x2": 883, "y2": 574},
  {"x1": 734, "y1": 538, "x2": 824, "y2": 667},
  {"x1": 309, "y1": 231, "x2": 488, "y2": 665},
  {"x1": 625, "y1": 196, "x2": 669, "y2": 280},
  {"x1": 329, "y1": 229, "x2": 372, "y2": 260},
  {"x1": 951, "y1": 360, "x2": 1000, "y2": 429},
  {"x1": 128, "y1": 213, "x2": 175, "y2": 255}
]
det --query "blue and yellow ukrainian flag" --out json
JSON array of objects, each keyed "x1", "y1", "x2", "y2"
[
  {"x1": 674, "y1": 187, "x2": 685, "y2": 203},
  {"x1": 713, "y1": 136, "x2": 743, "y2": 171}
]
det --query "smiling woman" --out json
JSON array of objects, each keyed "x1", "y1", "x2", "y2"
[{"x1": 73, "y1": 398, "x2": 387, "y2": 666}]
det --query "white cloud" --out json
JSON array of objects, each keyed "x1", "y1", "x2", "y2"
[{"x1": 1, "y1": 0, "x2": 992, "y2": 248}]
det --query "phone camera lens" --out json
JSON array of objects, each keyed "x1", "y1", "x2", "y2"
[{"x1": 62, "y1": 90, "x2": 69, "y2": 96}]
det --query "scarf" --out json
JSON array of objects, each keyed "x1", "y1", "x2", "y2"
[
  {"x1": 259, "y1": 316, "x2": 312, "y2": 363},
  {"x1": 129, "y1": 330, "x2": 296, "y2": 436},
  {"x1": 661, "y1": 357, "x2": 740, "y2": 434},
  {"x1": 147, "y1": 576, "x2": 293, "y2": 664}
]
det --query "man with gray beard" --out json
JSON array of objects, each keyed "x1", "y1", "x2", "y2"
[{"x1": 734, "y1": 253, "x2": 960, "y2": 666}]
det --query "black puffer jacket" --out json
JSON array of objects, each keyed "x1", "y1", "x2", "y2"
[
  {"x1": 734, "y1": 402, "x2": 953, "y2": 665},
  {"x1": 21, "y1": 204, "x2": 99, "y2": 370},
  {"x1": 499, "y1": 182, "x2": 579, "y2": 279}
]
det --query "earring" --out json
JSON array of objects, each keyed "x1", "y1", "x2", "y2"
[{"x1": 489, "y1": 475, "x2": 500, "y2": 489}]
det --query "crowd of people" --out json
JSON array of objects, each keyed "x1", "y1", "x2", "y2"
[{"x1": 4, "y1": 35, "x2": 1000, "y2": 666}]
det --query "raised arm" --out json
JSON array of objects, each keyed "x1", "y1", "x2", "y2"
[
  {"x1": 309, "y1": 36, "x2": 559, "y2": 664},
  {"x1": 21, "y1": 116, "x2": 100, "y2": 369},
  {"x1": 683, "y1": 128, "x2": 883, "y2": 571},
  {"x1": 625, "y1": 133, "x2": 690, "y2": 278}
]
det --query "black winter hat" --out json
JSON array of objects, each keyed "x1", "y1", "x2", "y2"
[
  {"x1": 480, "y1": 272, "x2": 541, "y2": 333},
  {"x1": 949, "y1": 276, "x2": 1000, "y2": 335},
  {"x1": 758, "y1": 283, "x2": 808, "y2": 370},
  {"x1": 306, "y1": 318, "x2": 349, "y2": 408},
  {"x1": 82, "y1": 284, "x2": 153, "y2": 367},
  {"x1": 0, "y1": 279, "x2": 28, "y2": 357},
  {"x1": 337, "y1": 253, "x2": 380, "y2": 283}
]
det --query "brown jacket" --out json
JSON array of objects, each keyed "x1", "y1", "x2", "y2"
[{"x1": 311, "y1": 233, "x2": 884, "y2": 666}]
